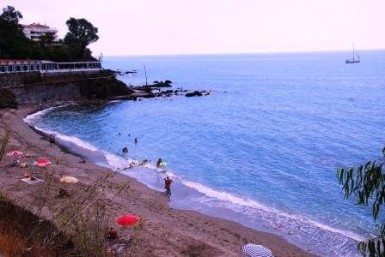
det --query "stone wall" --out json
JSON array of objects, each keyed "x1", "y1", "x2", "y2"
[
  {"x1": 0, "y1": 71, "x2": 133, "y2": 107},
  {"x1": 0, "y1": 72, "x2": 40, "y2": 88},
  {"x1": 11, "y1": 81, "x2": 83, "y2": 104}
]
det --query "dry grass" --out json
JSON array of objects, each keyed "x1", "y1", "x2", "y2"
[
  {"x1": 0, "y1": 129, "x2": 9, "y2": 161},
  {"x1": 0, "y1": 197, "x2": 78, "y2": 257},
  {"x1": 0, "y1": 172, "x2": 133, "y2": 257}
]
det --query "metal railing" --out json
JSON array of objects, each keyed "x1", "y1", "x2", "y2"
[{"x1": 0, "y1": 61, "x2": 101, "y2": 74}]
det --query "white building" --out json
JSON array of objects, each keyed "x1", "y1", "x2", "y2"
[
  {"x1": 0, "y1": 59, "x2": 101, "y2": 73},
  {"x1": 22, "y1": 23, "x2": 58, "y2": 42}
]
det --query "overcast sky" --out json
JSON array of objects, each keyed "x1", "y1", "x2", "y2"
[{"x1": 2, "y1": 0, "x2": 384, "y2": 56}]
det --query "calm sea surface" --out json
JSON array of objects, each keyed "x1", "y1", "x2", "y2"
[{"x1": 25, "y1": 51, "x2": 385, "y2": 256}]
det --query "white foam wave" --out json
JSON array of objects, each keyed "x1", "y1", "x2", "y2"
[
  {"x1": 108, "y1": 100, "x2": 123, "y2": 104},
  {"x1": 24, "y1": 106, "x2": 100, "y2": 153},
  {"x1": 303, "y1": 217, "x2": 367, "y2": 242},
  {"x1": 23, "y1": 106, "x2": 62, "y2": 124},
  {"x1": 30, "y1": 125, "x2": 56, "y2": 136},
  {"x1": 28, "y1": 124, "x2": 100, "y2": 154},
  {"x1": 105, "y1": 153, "x2": 130, "y2": 170},
  {"x1": 55, "y1": 133, "x2": 99, "y2": 152},
  {"x1": 183, "y1": 180, "x2": 274, "y2": 212},
  {"x1": 182, "y1": 179, "x2": 366, "y2": 242},
  {"x1": 104, "y1": 152, "x2": 155, "y2": 171}
]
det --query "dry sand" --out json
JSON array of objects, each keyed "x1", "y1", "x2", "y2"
[{"x1": 0, "y1": 104, "x2": 317, "y2": 257}]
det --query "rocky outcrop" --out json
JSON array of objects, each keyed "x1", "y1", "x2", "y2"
[
  {"x1": 185, "y1": 90, "x2": 211, "y2": 97},
  {"x1": 0, "y1": 70, "x2": 213, "y2": 108}
]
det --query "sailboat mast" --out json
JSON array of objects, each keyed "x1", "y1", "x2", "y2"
[
  {"x1": 143, "y1": 64, "x2": 148, "y2": 86},
  {"x1": 345, "y1": 43, "x2": 360, "y2": 64}
]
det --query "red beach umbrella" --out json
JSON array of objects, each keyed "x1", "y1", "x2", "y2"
[
  {"x1": 34, "y1": 159, "x2": 51, "y2": 167},
  {"x1": 6, "y1": 150, "x2": 23, "y2": 157},
  {"x1": 115, "y1": 214, "x2": 139, "y2": 227}
]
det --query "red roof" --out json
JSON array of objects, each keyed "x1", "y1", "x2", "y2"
[{"x1": 23, "y1": 23, "x2": 50, "y2": 29}]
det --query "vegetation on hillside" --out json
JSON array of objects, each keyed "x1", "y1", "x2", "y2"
[
  {"x1": 0, "y1": 88, "x2": 17, "y2": 108},
  {"x1": 0, "y1": 5, "x2": 99, "y2": 61}
]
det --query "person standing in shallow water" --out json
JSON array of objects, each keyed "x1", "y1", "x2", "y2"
[
  {"x1": 164, "y1": 176, "x2": 173, "y2": 195},
  {"x1": 157, "y1": 158, "x2": 162, "y2": 168}
]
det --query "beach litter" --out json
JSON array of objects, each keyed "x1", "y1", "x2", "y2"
[
  {"x1": 60, "y1": 175, "x2": 79, "y2": 184},
  {"x1": 107, "y1": 243, "x2": 126, "y2": 252},
  {"x1": 20, "y1": 177, "x2": 44, "y2": 185},
  {"x1": 6, "y1": 150, "x2": 23, "y2": 157}
]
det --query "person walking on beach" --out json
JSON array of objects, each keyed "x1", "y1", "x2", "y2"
[
  {"x1": 49, "y1": 134, "x2": 55, "y2": 146},
  {"x1": 164, "y1": 176, "x2": 173, "y2": 196},
  {"x1": 134, "y1": 138, "x2": 138, "y2": 144}
]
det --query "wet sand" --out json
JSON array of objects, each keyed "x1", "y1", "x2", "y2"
[{"x1": 0, "y1": 104, "x2": 316, "y2": 257}]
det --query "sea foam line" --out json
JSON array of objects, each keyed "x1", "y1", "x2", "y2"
[
  {"x1": 181, "y1": 179, "x2": 366, "y2": 242},
  {"x1": 24, "y1": 106, "x2": 100, "y2": 153},
  {"x1": 23, "y1": 106, "x2": 60, "y2": 124}
]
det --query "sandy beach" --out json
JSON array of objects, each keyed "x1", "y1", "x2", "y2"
[{"x1": 0, "y1": 104, "x2": 316, "y2": 257}]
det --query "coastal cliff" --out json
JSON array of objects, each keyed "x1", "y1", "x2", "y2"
[{"x1": 0, "y1": 70, "x2": 134, "y2": 108}]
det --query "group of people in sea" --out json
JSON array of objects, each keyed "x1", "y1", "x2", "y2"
[
  {"x1": 119, "y1": 134, "x2": 173, "y2": 196},
  {"x1": 157, "y1": 159, "x2": 173, "y2": 195},
  {"x1": 123, "y1": 159, "x2": 150, "y2": 169},
  {"x1": 121, "y1": 138, "x2": 138, "y2": 154}
]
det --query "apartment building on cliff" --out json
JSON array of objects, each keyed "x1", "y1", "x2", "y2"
[{"x1": 22, "y1": 23, "x2": 58, "y2": 42}]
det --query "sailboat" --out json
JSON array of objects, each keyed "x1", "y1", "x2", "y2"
[{"x1": 345, "y1": 46, "x2": 360, "y2": 64}]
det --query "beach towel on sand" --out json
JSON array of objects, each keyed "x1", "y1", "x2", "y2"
[{"x1": 20, "y1": 178, "x2": 44, "y2": 185}]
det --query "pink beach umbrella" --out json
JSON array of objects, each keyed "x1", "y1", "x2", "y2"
[
  {"x1": 115, "y1": 214, "x2": 139, "y2": 227},
  {"x1": 6, "y1": 150, "x2": 23, "y2": 157},
  {"x1": 33, "y1": 159, "x2": 51, "y2": 167}
]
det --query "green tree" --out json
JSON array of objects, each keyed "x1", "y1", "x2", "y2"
[
  {"x1": 337, "y1": 147, "x2": 385, "y2": 257},
  {"x1": 65, "y1": 18, "x2": 99, "y2": 45},
  {"x1": 39, "y1": 32, "x2": 55, "y2": 46},
  {"x1": 0, "y1": 5, "x2": 22, "y2": 23},
  {"x1": 0, "y1": 6, "x2": 30, "y2": 58},
  {"x1": 64, "y1": 18, "x2": 98, "y2": 60}
]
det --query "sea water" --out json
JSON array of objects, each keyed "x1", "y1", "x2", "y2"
[{"x1": 25, "y1": 51, "x2": 385, "y2": 256}]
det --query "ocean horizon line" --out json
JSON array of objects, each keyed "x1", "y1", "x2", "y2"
[{"x1": 102, "y1": 48, "x2": 385, "y2": 58}]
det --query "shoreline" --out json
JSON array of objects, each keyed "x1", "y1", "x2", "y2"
[{"x1": 0, "y1": 104, "x2": 316, "y2": 257}]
